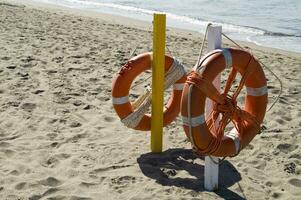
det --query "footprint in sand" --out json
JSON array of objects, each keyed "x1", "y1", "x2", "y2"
[
  {"x1": 46, "y1": 133, "x2": 58, "y2": 139},
  {"x1": 49, "y1": 142, "x2": 59, "y2": 148},
  {"x1": 70, "y1": 158, "x2": 81, "y2": 168},
  {"x1": 69, "y1": 121, "x2": 82, "y2": 128},
  {"x1": 29, "y1": 188, "x2": 61, "y2": 200},
  {"x1": 20, "y1": 55, "x2": 35, "y2": 63},
  {"x1": 44, "y1": 196, "x2": 67, "y2": 200},
  {"x1": 289, "y1": 154, "x2": 301, "y2": 159},
  {"x1": 65, "y1": 133, "x2": 87, "y2": 143},
  {"x1": 284, "y1": 162, "x2": 296, "y2": 174},
  {"x1": 41, "y1": 156, "x2": 60, "y2": 168},
  {"x1": 275, "y1": 118, "x2": 285, "y2": 125},
  {"x1": 109, "y1": 176, "x2": 138, "y2": 190},
  {"x1": 253, "y1": 160, "x2": 267, "y2": 170},
  {"x1": 15, "y1": 182, "x2": 27, "y2": 190},
  {"x1": 52, "y1": 56, "x2": 64, "y2": 63},
  {"x1": 42, "y1": 188, "x2": 60, "y2": 196},
  {"x1": 39, "y1": 177, "x2": 62, "y2": 187},
  {"x1": 276, "y1": 143, "x2": 298, "y2": 154},
  {"x1": 104, "y1": 116, "x2": 116, "y2": 123},
  {"x1": 271, "y1": 192, "x2": 283, "y2": 199},
  {"x1": 79, "y1": 181, "x2": 97, "y2": 188},
  {"x1": 1, "y1": 149, "x2": 16, "y2": 157},
  {"x1": 282, "y1": 116, "x2": 292, "y2": 121},
  {"x1": 69, "y1": 196, "x2": 93, "y2": 200},
  {"x1": 265, "y1": 181, "x2": 273, "y2": 187},
  {"x1": 32, "y1": 89, "x2": 44, "y2": 95},
  {"x1": 20, "y1": 102, "x2": 36, "y2": 112},
  {"x1": 0, "y1": 141, "x2": 10, "y2": 148},
  {"x1": 288, "y1": 178, "x2": 301, "y2": 188},
  {"x1": 9, "y1": 169, "x2": 20, "y2": 176},
  {"x1": 55, "y1": 153, "x2": 71, "y2": 160},
  {"x1": 1, "y1": 56, "x2": 11, "y2": 61},
  {"x1": 6, "y1": 65, "x2": 16, "y2": 69}
]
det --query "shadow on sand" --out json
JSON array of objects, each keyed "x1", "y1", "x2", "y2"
[{"x1": 137, "y1": 148, "x2": 246, "y2": 200}]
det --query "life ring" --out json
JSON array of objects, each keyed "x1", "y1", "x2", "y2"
[
  {"x1": 181, "y1": 48, "x2": 268, "y2": 157},
  {"x1": 112, "y1": 52, "x2": 186, "y2": 131}
]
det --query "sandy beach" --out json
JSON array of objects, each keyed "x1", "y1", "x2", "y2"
[{"x1": 0, "y1": 1, "x2": 300, "y2": 199}]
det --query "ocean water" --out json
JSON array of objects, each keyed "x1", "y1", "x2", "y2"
[{"x1": 35, "y1": 0, "x2": 301, "y2": 53}]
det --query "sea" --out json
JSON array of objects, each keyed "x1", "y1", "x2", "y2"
[{"x1": 34, "y1": 0, "x2": 301, "y2": 53}]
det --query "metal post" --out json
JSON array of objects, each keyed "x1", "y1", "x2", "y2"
[{"x1": 151, "y1": 13, "x2": 166, "y2": 153}]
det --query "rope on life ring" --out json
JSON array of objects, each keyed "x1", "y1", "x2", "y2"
[
  {"x1": 181, "y1": 48, "x2": 268, "y2": 157},
  {"x1": 112, "y1": 52, "x2": 187, "y2": 131}
]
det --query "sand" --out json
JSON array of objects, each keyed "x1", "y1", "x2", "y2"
[{"x1": 0, "y1": 1, "x2": 300, "y2": 200}]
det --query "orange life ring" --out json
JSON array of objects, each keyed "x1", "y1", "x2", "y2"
[
  {"x1": 112, "y1": 52, "x2": 187, "y2": 131},
  {"x1": 181, "y1": 48, "x2": 268, "y2": 157}
]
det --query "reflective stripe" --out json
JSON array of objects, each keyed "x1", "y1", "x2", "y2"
[
  {"x1": 182, "y1": 114, "x2": 205, "y2": 127},
  {"x1": 112, "y1": 96, "x2": 129, "y2": 105},
  {"x1": 224, "y1": 128, "x2": 240, "y2": 154},
  {"x1": 173, "y1": 83, "x2": 185, "y2": 90},
  {"x1": 246, "y1": 86, "x2": 268, "y2": 96},
  {"x1": 194, "y1": 48, "x2": 232, "y2": 71},
  {"x1": 221, "y1": 48, "x2": 232, "y2": 68},
  {"x1": 193, "y1": 49, "x2": 221, "y2": 71}
]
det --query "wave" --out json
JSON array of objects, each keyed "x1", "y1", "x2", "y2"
[
  {"x1": 241, "y1": 24, "x2": 301, "y2": 38},
  {"x1": 60, "y1": 0, "x2": 264, "y2": 35},
  {"x1": 264, "y1": 31, "x2": 301, "y2": 38},
  {"x1": 42, "y1": 0, "x2": 301, "y2": 38}
]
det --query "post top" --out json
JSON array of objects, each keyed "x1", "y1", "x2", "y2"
[{"x1": 154, "y1": 12, "x2": 166, "y2": 16}]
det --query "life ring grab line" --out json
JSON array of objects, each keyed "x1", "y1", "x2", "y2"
[
  {"x1": 194, "y1": 48, "x2": 232, "y2": 72},
  {"x1": 186, "y1": 47, "x2": 233, "y2": 148},
  {"x1": 112, "y1": 57, "x2": 186, "y2": 105},
  {"x1": 112, "y1": 57, "x2": 186, "y2": 103},
  {"x1": 186, "y1": 80, "x2": 243, "y2": 156},
  {"x1": 112, "y1": 52, "x2": 187, "y2": 131},
  {"x1": 181, "y1": 85, "x2": 268, "y2": 154},
  {"x1": 194, "y1": 48, "x2": 268, "y2": 97},
  {"x1": 181, "y1": 47, "x2": 268, "y2": 129},
  {"x1": 182, "y1": 48, "x2": 268, "y2": 157}
]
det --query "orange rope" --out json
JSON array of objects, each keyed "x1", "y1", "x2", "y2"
[{"x1": 186, "y1": 55, "x2": 261, "y2": 155}]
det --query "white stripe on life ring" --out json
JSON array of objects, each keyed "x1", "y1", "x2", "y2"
[
  {"x1": 173, "y1": 83, "x2": 185, "y2": 90},
  {"x1": 246, "y1": 86, "x2": 268, "y2": 96},
  {"x1": 224, "y1": 128, "x2": 241, "y2": 155},
  {"x1": 221, "y1": 48, "x2": 232, "y2": 68},
  {"x1": 182, "y1": 114, "x2": 205, "y2": 127},
  {"x1": 112, "y1": 96, "x2": 129, "y2": 105}
]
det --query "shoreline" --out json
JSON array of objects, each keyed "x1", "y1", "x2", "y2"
[{"x1": 7, "y1": 0, "x2": 301, "y2": 58}]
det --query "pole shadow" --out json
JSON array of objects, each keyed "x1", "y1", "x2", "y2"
[{"x1": 137, "y1": 148, "x2": 246, "y2": 199}]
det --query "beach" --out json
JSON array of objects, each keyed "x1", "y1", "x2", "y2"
[{"x1": 0, "y1": 1, "x2": 301, "y2": 200}]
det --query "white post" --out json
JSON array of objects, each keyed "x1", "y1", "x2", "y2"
[{"x1": 204, "y1": 25, "x2": 222, "y2": 191}]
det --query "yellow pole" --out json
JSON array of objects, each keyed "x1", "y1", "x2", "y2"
[{"x1": 151, "y1": 13, "x2": 166, "y2": 153}]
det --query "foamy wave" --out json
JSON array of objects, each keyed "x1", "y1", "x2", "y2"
[
  {"x1": 45, "y1": 0, "x2": 266, "y2": 36},
  {"x1": 41, "y1": 0, "x2": 301, "y2": 38}
]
